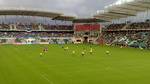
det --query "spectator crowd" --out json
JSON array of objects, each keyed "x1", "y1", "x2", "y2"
[
  {"x1": 0, "y1": 22, "x2": 73, "y2": 31},
  {"x1": 103, "y1": 21, "x2": 150, "y2": 49}
]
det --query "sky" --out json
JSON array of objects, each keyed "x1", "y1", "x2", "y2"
[{"x1": 0, "y1": 0, "x2": 117, "y2": 18}]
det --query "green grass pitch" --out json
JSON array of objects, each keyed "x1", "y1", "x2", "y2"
[{"x1": 0, "y1": 44, "x2": 150, "y2": 84}]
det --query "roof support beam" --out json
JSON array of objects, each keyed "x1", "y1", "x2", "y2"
[
  {"x1": 109, "y1": 9, "x2": 137, "y2": 15},
  {"x1": 94, "y1": 15, "x2": 117, "y2": 19},
  {"x1": 104, "y1": 13, "x2": 130, "y2": 17},
  {"x1": 108, "y1": 12, "x2": 136, "y2": 16},
  {"x1": 117, "y1": 6, "x2": 145, "y2": 12},
  {"x1": 139, "y1": 0, "x2": 150, "y2": 4},
  {"x1": 126, "y1": 3, "x2": 150, "y2": 9},
  {"x1": 109, "y1": 10, "x2": 136, "y2": 16}
]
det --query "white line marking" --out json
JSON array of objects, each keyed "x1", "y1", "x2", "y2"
[{"x1": 40, "y1": 73, "x2": 54, "y2": 84}]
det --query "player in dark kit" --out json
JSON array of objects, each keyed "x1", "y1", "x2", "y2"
[{"x1": 43, "y1": 47, "x2": 48, "y2": 53}]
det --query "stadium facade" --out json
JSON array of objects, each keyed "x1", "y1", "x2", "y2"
[
  {"x1": 1, "y1": 0, "x2": 150, "y2": 49},
  {"x1": 0, "y1": 9, "x2": 74, "y2": 44},
  {"x1": 0, "y1": 9, "x2": 101, "y2": 45}
]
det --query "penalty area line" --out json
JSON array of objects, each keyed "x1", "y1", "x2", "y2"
[{"x1": 39, "y1": 72, "x2": 54, "y2": 84}]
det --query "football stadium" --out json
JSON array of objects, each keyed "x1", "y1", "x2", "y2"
[{"x1": 1, "y1": 0, "x2": 150, "y2": 84}]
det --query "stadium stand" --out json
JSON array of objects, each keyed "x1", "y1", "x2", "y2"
[
  {"x1": 102, "y1": 21, "x2": 150, "y2": 49},
  {"x1": 93, "y1": 0, "x2": 150, "y2": 49}
]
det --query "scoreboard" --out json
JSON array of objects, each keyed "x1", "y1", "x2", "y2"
[{"x1": 74, "y1": 23, "x2": 101, "y2": 31}]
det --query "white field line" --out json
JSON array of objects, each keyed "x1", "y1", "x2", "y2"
[{"x1": 39, "y1": 72, "x2": 54, "y2": 84}]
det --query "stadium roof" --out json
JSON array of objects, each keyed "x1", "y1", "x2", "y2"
[
  {"x1": 52, "y1": 15, "x2": 76, "y2": 21},
  {"x1": 0, "y1": 9, "x2": 63, "y2": 18},
  {"x1": 0, "y1": 8, "x2": 78, "y2": 21},
  {"x1": 94, "y1": 0, "x2": 150, "y2": 21}
]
